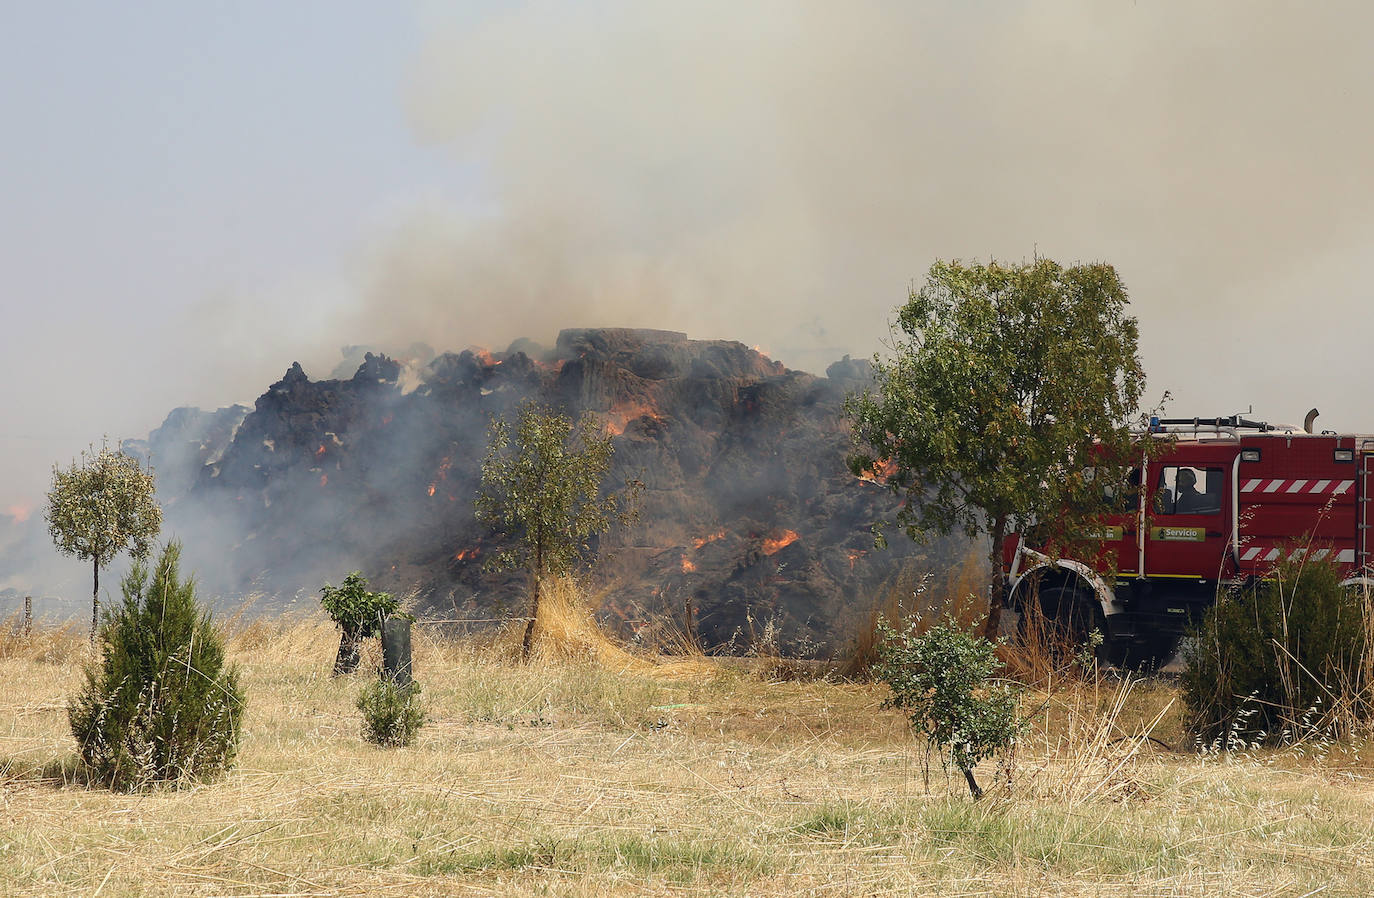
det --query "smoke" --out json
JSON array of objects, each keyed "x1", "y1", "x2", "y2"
[
  {"x1": 346, "y1": 0, "x2": 1374, "y2": 414},
  {"x1": 7, "y1": 2, "x2": 1374, "y2": 604}
]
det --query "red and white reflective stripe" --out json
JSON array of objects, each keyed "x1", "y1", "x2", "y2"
[
  {"x1": 1238, "y1": 545, "x2": 1355, "y2": 564},
  {"x1": 1240, "y1": 478, "x2": 1354, "y2": 496}
]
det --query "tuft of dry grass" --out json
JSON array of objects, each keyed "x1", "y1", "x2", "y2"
[
  {"x1": 841, "y1": 543, "x2": 989, "y2": 677},
  {"x1": 491, "y1": 576, "x2": 654, "y2": 671},
  {"x1": 0, "y1": 613, "x2": 88, "y2": 664},
  {"x1": 4, "y1": 601, "x2": 1374, "y2": 896}
]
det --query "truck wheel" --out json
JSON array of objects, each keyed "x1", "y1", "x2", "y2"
[
  {"x1": 1115, "y1": 634, "x2": 1181, "y2": 672},
  {"x1": 1032, "y1": 585, "x2": 1110, "y2": 664}
]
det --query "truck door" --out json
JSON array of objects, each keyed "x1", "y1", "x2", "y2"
[{"x1": 1144, "y1": 446, "x2": 1237, "y2": 580}]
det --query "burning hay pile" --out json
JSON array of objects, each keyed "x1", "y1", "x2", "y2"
[{"x1": 114, "y1": 328, "x2": 969, "y2": 657}]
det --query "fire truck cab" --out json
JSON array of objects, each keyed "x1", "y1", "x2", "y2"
[{"x1": 1004, "y1": 415, "x2": 1374, "y2": 667}]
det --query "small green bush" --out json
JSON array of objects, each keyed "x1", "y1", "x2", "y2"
[
  {"x1": 68, "y1": 542, "x2": 244, "y2": 790},
  {"x1": 320, "y1": 571, "x2": 400, "y2": 675},
  {"x1": 357, "y1": 677, "x2": 425, "y2": 747},
  {"x1": 873, "y1": 617, "x2": 1023, "y2": 798},
  {"x1": 1182, "y1": 555, "x2": 1370, "y2": 748}
]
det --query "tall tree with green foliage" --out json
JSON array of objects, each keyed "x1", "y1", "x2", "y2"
[
  {"x1": 847, "y1": 258, "x2": 1150, "y2": 639},
  {"x1": 46, "y1": 443, "x2": 163, "y2": 643},
  {"x1": 476, "y1": 401, "x2": 641, "y2": 659},
  {"x1": 68, "y1": 542, "x2": 243, "y2": 790}
]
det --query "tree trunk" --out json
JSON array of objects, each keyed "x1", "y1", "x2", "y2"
[
  {"x1": 982, "y1": 515, "x2": 1008, "y2": 641},
  {"x1": 962, "y1": 767, "x2": 984, "y2": 800},
  {"x1": 90, "y1": 555, "x2": 100, "y2": 646},
  {"x1": 333, "y1": 628, "x2": 362, "y2": 676},
  {"x1": 521, "y1": 575, "x2": 540, "y2": 661}
]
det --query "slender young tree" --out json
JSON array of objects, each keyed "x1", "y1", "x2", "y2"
[
  {"x1": 476, "y1": 401, "x2": 641, "y2": 659},
  {"x1": 847, "y1": 258, "x2": 1151, "y2": 639},
  {"x1": 46, "y1": 443, "x2": 162, "y2": 643}
]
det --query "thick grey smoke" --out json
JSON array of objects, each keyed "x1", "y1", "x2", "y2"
[
  {"x1": 7, "y1": 2, "x2": 1374, "y2": 608},
  {"x1": 349, "y1": 0, "x2": 1374, "y2": 419}
]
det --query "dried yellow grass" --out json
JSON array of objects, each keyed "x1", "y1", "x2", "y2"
[
  {"x1": 4, "y1": 605, "x2": 1374, "y2": 896},
  {"x1": 0, "y1": 613, "x2": 88, "y2": 665},
  {"x1": 473, "y1": 576, "x2": 719, "y2": 683}
]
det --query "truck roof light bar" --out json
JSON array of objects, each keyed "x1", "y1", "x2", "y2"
[{"x1": 1141, "y1": 415, "x2": 1284, "y2": 439}]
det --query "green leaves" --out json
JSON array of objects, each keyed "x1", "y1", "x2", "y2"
[
  {"x1": 357, "y1": 678, "x2": 425, "y2": 747},
  {"x1": 874, "y1": 618, "x2": 1023, "y2": 796},
  {"x1": 320, "y1": 572, "x2": 400, "y2": 639},
  {"x1": 68, "y1": 542, "x2": 243, "y2": 790},
  {"x1": 475, "y1": 401, "x2": 641, "y2": 583},
  {"x1": 46, "y1": 442, "x2": 162, "y2": 565},
  {"x1": 847, "y1": 258, "x2": 1152, "y2": 624},
  {"x1": 1182, "y1": 556, "x2": 1369, "y2": 747}
]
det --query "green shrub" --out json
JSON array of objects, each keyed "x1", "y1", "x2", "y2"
[
  {"x1": 320, "y1": 572, "x2": 400, "y2": 675},
  {"x1": 1182, "y1": 555, "x2": 1370, "y2": 748},
  {"x1": 873, "y1": 617, "x2": 1023, "y2": 798},
  {"x1": 68, "y1": 542, "x2": 244, "y2": 790},
  {"x1": 357, "y1": 677, "x2": 425, "y2": 747}
]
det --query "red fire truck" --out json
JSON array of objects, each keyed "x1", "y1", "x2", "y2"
[{"x1": 1003, "y1": 414, "x2": 1374, "y2": 667}]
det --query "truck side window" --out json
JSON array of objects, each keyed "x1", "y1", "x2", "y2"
[
  {"x1": 1157, "y1": 466, "x2": 1223, "y2": 515},
  {"x1": 1101, "y1": 467, "x2": 1141, "y2": 511}
]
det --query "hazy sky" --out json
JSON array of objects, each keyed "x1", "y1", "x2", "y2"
[{"x1": 4, "y1": 1, "x2": 1373, "y2": 517}]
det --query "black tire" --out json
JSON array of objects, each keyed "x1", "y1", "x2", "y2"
[
  {"x1": 1024, "y1": 584, "x2": 1112, "y2": 665},
  {"x1": 1117, "y1": 634, "x2": 1181, "y2": 673}
]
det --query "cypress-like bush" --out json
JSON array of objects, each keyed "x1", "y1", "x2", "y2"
[
  {"x1": 68, "y1": 542, "x2": 244, "y2": 790},
  {"x1": 1182, "y1": 554, "x2": 1370, "y2": 748}
]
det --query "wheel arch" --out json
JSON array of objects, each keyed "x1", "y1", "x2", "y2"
[{"x1": 1008, "y1": 556, "x2": 1122, "y2": 617}]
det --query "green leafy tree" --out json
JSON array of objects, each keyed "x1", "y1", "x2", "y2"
[
  {"x1": 46, "y1": 443, "x2": 163, "y2": 643},
  {"x1": 874, "y1": 618, "x2": 1022, "y2": 799},
  {"x1": 847, "y1": 258, "x2": 1150, "y2": 639},
  {"x1": 320, "y1": 571, "x2": 400, "y2": 675},
  {"x1": 68, "y1": 542, "x2": 244, "y2": 790},
  {"x1": 476, "y1": 401, "x2": 641, "y2": 659}
]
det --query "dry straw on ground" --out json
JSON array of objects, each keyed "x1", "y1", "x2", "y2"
[{"x1": 4, "y1": 592, "x2": 1374, "y2": 896}]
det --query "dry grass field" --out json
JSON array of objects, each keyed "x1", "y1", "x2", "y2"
[{"x1": 4, "y1": 596, "x2": 1374, "y2": 897}]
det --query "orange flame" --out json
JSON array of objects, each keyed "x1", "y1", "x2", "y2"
[
  {"x1": 319, "y1": 474, "x2": 328, "y2": 487},
  {"x1": 427, "y1": 455, "x2": 453, "y2": 497},
  {"x1": 680, "y1": 556, "x2": 696, "y2": 573},
  {"x1": 472, "y1": 347, "x2": 503, "y2": 367},
  {"x1": 761, "y1": 529, "x2": 799, "y2": 555},
  {"x1": 315, "y1": 444, "x2": 326, "y2": 458},
  {"x1": 455, "y1": 547, "x2": 480, "y2": 562},
  {"x1": 381, "y1": 414, "x2": 393, "y2": 426},
  {"x1": 5, "y1": 502, "x2": 33, "y2": 522},
  {"x1": 603, "y1": 400, "x2": 664, "y2": 436},
  {"x1": 847, "y1": 549, "x2": 867, "y2": 569},
  {"x1": 858, "y1": 459, "x2": 899, "y2": 484},
  {"x1": 691, "y1": 529, "x2": 726, "y2": 550},
  {"x1": 532, "y1": 357, "x2": 567, "y2": 375}
]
